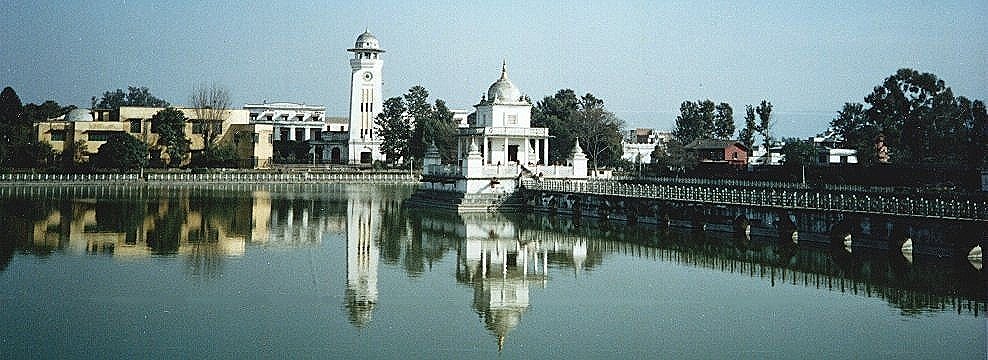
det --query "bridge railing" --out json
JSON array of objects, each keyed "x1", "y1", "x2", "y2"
[
  {"x1": 0, "y1": 172, "x2": 419, "y2": 184},
  {"x1": 522, "y1": 178, "x2": 988, "y2": 221}
]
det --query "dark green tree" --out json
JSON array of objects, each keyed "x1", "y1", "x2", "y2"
[
  {"x1": 429, "y1": 99, "x2": 458, "y2": 163},
  {"x1": 194, "y1": 145, "x2": 238, "y2": 168},
  {"x1": 673, "y1": 99, "x2": 716, "y2": 145},
  {"x1": 738, "y1": 105, "x2": 757, "y2": 150},
  {"x1": 93, "y1": 133, "x2": 148, "y2": 171},
  {"x1": 755, "y1": 100, "x2": 774, "y2": 148},
  {"x1": 61, "y1": 140, "x2": 89, "y2": 169},
  {"x1": 375, "y1": 96, "x2": 411, "y2": 164},
  {"x1": 572, "y1": 93, "x2": 624, "y2": 170},
  {"x1": 829, "y1": 69, "x2": 984, "y2": 166},
  {"x1": 96, "y1": 86, "x2": 170, "y2": 110},
  {"x1": 0, "y1": 87, "x2": 24, "y2": 167},
  {"x1": 713, "y1": 102, "x2": 735, "y2": 139},
  {"x1": 651, "y1": 140, "x2": 696, "y2": 175},
  {"x1": 531, "y1": 89, "x2": 580, "y2": 164},
  {"x1": 150, "y1": 107, "x2": 189, "y2": 167},
  {"x1": 406, "y1": 86, "x2": 435, "y2": 162},
  {"x1": 780, "y1": 137, "x2": 817, "y2": 168}
]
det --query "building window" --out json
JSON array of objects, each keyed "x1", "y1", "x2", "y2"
[
  {"x1": 506, "y1": 114, "x2": 517, "y2": 125},
  {"x1": 87, "y1": 131, "x2": 117, "y2": 142},
  {"x1": 250, "y1": 113, "x2": 258, "y2": 121},
  {"x1": 129, "y1": 119, "x2": 142, "y2": 133},
  {"x1": 253, "y1": 133, "x2": 259, "y2": 144},
  {"x1": 192, "y1": 121, "x2": 205, "y2": 134},
  {"x1": 211, "y1": 121, "x2": 222, "y2": 135},
  {"x1": 51, "y1": 130, "x2": 65, "y2": 142}
]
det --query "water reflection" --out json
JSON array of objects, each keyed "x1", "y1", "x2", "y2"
[{"x1": 0, "y1": 184, "x2": 983, "y2": 350}]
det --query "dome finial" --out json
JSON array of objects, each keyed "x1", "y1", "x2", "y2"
[{"x1": 500, "y1": 59, "x2": 508, "y2": 80}]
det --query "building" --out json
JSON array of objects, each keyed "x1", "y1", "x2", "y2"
[
  {"x1": 412, "y1": 62, "x2": 588, "y2": 209},
  {"x1": 684, "y1": 139, "x2": 749, "y2": 167},
  {"x1": 810, "y1": 135, "x2": 858, "y2": 165},
  {"x1": 621, "y1": 128, "x2": 671, "y2": 165},
  {"x1": 345, "y1": 30, "x2": 386, "y2": 165},
  {"x1": 244, "y1": 102, "x2": 327, "y2": 142},
  {"x1": 36, "y1": 106, "x2": 273, "y2": 168}
]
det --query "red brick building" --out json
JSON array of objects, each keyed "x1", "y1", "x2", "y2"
[{"x1": 684, "y1": 139, "x2": 749, "y2": 167}]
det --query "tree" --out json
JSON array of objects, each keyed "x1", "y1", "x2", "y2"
[
  {"x1": 0, "y1": 87, "x2": 70, "y2": 168},
  {"x1": 406, "y1": 86, "x2": 435, "y2": 162},
  {"x1": 738, "y1": 105, "x2": 757, "y2": 150},
  {"x1": 61, "y1": 140, "x2": 89, "y2": 169},
  {"x1": 651, "y1": 139, "x2": 696, "y2": 175},
  {"x1": 429, "y1": 99, "x2": 458, "y2": 163},
  {"x1": 0, "y1": 87, "x2": 24, "y2": 167},
  {"x1": 193, "y1": 145, "x2": 238, "y2": 168},
  {"x1": 572, "y1": 93, "x2": 624, "y2": 170},
  {"x1": 780, "y1": 137, "x2": 817, "y2": 168},
  {"x1": 93, "y1": 133, "x2": 148, "y2": 171},
  {"x1": 189, "y1": 82, "x2": 231, "y2": 152},
  {"x1": 673, "y1": 99, "x2": 716, "y2": 145},
  {"x1": 755, "y1": 100, "x2": 773, "y2": 148},
  {"x1": 828, "y1": 69, "x2": 985, "y2": 166},
  {"x1": 375, "y1": 97, "x2": 411, "y2": 164},
  {"x1": 96, "y1": 86, "x2": 169, "y2": 110},
  {"x1": 713, "y1": 102, "x2": 735, "y2": 139},
  {"x1": 150, "y1": 107, "x2": 190, "y2": 167},
  {"x1": 532, "y1": 89, "x2": 580, "y2": 164}
]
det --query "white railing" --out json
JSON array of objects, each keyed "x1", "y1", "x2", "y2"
[
  {"x1": 522, "y1": 179, "x2": 988, "y2": 221},
  {"x1": 0, "y1": 172, "x2": 419, "y2": 184}
]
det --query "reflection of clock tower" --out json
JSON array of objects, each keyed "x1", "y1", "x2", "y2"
[{"x1": 346, "y1": 30, "x2": 386, "y2": 165}]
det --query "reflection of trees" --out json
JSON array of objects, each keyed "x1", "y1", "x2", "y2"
[{"x1": 147, "y1": 196, "x2": 183, "y2": 255}]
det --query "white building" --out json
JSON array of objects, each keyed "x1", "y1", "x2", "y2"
[
  {"x1": 243, "y1": 102, "x2": 326, "y2": 142},
  {"x1": 345, "y1": 30, "x2": 386, "y2": 165},
  {"x1": 416, "y1": 62, "x2": 588, "y2": 203},
  {"x1": 621, "y1": 128, "x2": 671, "y2": 165}
]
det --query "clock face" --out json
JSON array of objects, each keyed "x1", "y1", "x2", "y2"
[{"x1": 362, "y1": 71, "x2": 373, "y2": 81}]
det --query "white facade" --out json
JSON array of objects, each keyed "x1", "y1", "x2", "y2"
[
  {"x1": 244, "y1": 102, "x2": 326, "y2": 142},
  {"x1": 419, "y1": 62, "x2": 588, "y2": 198},
  {"x1": 346, "y1": 30, "x2": 386, "y2": 165}
]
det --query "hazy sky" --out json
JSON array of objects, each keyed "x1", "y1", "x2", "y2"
[{"x1": 2, "y1": 0, "x2": 986, "y2": 137}]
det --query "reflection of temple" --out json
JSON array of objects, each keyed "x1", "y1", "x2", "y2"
[
  {"x1": 420, "y1": 213, "x2": 591, "y2": 350},
  {"x1": 345, "y1": 188, "x2": 383, "y2": 327}
]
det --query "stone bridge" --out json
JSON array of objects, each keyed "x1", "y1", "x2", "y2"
[{"x1": 520, "y1": 179, "x2": 987, "y2": 258}]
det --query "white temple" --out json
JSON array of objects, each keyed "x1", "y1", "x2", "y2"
[{"x1": 416, "y1": 62, "x2": 588, "y2": 207}]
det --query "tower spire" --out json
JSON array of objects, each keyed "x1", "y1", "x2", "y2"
[{"x1": 500, "y1": 59, "x2": 508, "y2": 80}]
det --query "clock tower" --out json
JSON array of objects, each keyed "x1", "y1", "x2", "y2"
[{"x1": 346, "y1": 30, "x2": 385, "y2": 165}]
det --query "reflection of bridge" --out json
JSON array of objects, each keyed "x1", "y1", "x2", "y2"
[
  {"x1": 523, "y1": 215, "x2": 986, "y2": 316},
  {"x1": 405, "y1": 209, "x2": 986, "y2": 351}
]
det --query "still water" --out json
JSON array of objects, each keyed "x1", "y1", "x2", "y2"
[{"x1": 0, "y1": 184, "x2": 984, "y2": 359}]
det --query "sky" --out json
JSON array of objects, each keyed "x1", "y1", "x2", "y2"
[{"x1": 2, "y1": 0, "x2": 986, "y2": 138}]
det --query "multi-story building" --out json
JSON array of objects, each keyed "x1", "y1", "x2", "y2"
[
  {"x1": 36, "y1": 106, "x2": 274, "y2": 168},
  {"x1": 244, "y1": 102, "x2": 326, "y2": 142}
]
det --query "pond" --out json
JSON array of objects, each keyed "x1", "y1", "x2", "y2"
[{"x1": 0, "y1": 184, "x2": 983, "y2": 359}]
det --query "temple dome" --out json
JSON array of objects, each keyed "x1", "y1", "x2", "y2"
[
  {"x1": 64, "y1": 108, "x2": 92, "y2": 122},
  {"x1": 352, "y1": 30, "x2": 381, "y2": 51},
  {"x1": 487, "y1": 62, "x2": 523, "y2": 103}
]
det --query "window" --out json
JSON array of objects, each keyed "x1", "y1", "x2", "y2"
[
  {"x1": 51, "y1": 130, "x2": 65, "y2": 142},
  {"x1": 211, "y1": 121, "x2": 222, "y2": 135},
  {"x1": 253, "y1": 133, "x2": 259, "y2": 144},
  {"x1": 192, "y1": 121, "x2": 205, "y2": 134},
  {"x1": 506, "y1": 114, "x2": 517, "y2": 125},
  {"x1": 250, "y1": 113, "x2": 258, "y2": 121},
  {"x1": 87, "y1": 131, "x2": 118, "y2": 142},
  {"x1": 129, "y1": 119, "x2": 142, "y2": 133}
]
